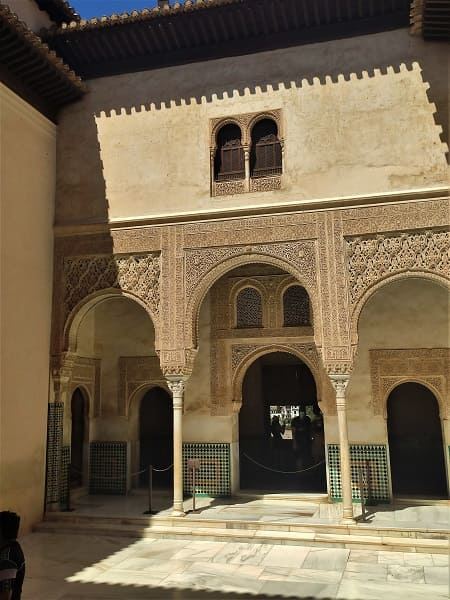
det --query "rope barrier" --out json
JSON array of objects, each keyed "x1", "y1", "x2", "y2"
[
  {"x1": 242, "y1": 452, "x2": 325, "y2": 474},
  {"x1": 151, "y1": 464, "x2": 173, "y2": 472}
]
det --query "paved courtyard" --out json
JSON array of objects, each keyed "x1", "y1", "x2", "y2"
[{"x1": 21, "y1": 531, "x2": 448, "y2": 599}]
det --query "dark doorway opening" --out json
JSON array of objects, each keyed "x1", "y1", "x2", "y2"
[
  {"x1": 239, "y1": 352, "x2": 326, "y2": 492},
  {"x1": 387, "y1": 382, "x2": 447, "y2": 498},
  {"x1": 70, "y1": 388, "x2": 87, "y2": 488},
  {"x1": 139, "y1": 387, "x2": 173, "y2": 488}
]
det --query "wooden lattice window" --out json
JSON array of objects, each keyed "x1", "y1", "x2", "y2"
[
  {"x1": 214, "y1": 124, "x2": 245, "y2": 182},
  {"x1": 236, "y1": 287, "x2": 262, "y2": 328},
  {"x1": 283, "y1": 286, "x2": 311, "y2": 327},
  {"x1": 250, "y1": 119, "x2": 282, "y2": 178}
]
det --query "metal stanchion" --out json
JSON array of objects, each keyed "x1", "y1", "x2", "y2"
[
  {"x1": 143, "y1": 464, "x2": 156, "y2": 515},
  {"x1": 358, "y1": 465, "x2": 366, "y2": 520},
  {"x1": 188, "y1": 458, "x2": 201, "y2": 513}
]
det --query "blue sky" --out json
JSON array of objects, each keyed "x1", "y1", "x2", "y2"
[{"x1": 71, "y1": 1, "x2": 159, "y2": 19}]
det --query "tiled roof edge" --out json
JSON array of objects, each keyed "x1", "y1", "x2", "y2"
[
  {"x1": 42, "y1": 0, "x2": 241, "y2": 35},
  {"x1": 0, "y1": 4, "x2": 85, "y2": 93}
]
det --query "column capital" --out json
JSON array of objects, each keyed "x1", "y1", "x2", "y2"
[
  {"x1": 166, "y1": 377, "x2": 187, "y2": 397},
  {"x1": 329, "y1": 373, "x2": 350, "y2": 401}
]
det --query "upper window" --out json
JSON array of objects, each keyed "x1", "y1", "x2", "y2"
[
  {"x1": 214, "y1": 124, "x2": 245, "y2": 182},
  {"x1": 283, "y1": 286, "x2": 311, "y2": 327},
  {"x1": 250, "y1": 119, "x2": 282, "y2": 178},
  {"x1": 236, "y1": 287, "x2": 262, "y2": 328}
]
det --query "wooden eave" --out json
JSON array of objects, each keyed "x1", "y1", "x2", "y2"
[
  {"x1": 410, "y1": 0, "x2": 450, "y2": 39},
  {"x1": 41, "y1": 0, "x2": 412, "y2": 80},
  {"x1": 0, "y1": 4, "x2": 85, "y2": 121}
]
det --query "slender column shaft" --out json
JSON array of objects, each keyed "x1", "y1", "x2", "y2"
[
  {"x1": 244, "y1": 145, "x2": 250, "y2": 192},
  {"x1": 330, "y1": 374, "x2": 355, "y2": 524},
  {"x1": 167, "y1": 378, "x2": 186, "y2": 516}
]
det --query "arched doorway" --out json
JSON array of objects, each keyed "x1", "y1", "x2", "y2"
[
  {"x1": 387, "y1": 382, "x2": 447, "y2": 498},
  {"x1": 139, "y1": 387, "x2": 173, "y2": 488},
  {"x1": 70, "y1": 387, "x2": 88, "y2": 488},
  {"x1": 239, "y1": 351, "x2": 326, "y2": 492}
]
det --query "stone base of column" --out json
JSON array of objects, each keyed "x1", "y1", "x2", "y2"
[
  {"x1": 171, "y1": 502, "x2": 185, "y2": 517},
  {"x1": 341, "y1": 507, "x2": 356, "y2": 524}
]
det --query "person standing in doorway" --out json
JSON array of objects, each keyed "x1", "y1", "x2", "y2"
[
  {"x1": 291, "y1": 409, "x2": 312, "y2": 467},
  {"x1": 0, "y1": 512, "x2": 25, "y2": 600}
]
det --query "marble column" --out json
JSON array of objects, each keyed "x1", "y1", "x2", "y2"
[
  {"x1": 329, "y1": 374, "x2": 355, "y2": 524},
  {"x1": 243, "y1": 145, "x2": 250, "y2": 192},
  {"x1": 167, "y1": 377, "x2": 186, "y2": 517}
]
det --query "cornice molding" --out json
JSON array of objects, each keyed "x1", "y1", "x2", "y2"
[{"x1": 53, "y1": 186, "x2": 449, "y2": 237}]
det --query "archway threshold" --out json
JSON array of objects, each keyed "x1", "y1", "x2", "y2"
[{"x1": 236, "y1": 490, "x2": 329, "y2": 503}]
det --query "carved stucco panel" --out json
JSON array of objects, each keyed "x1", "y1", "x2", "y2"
[
  {"x1": 369, "y1": 348, "x2": 450, "y2": 417},
  {"x1": 185, "y1": 241, "x2": 317, "y2": 306},
  {"x1": 68, "y1": 356, "x2": 101, "y2": 418},
  {"x1": 347, "y1": 229, "x2": 450, "y2": 312},
  {"x1": 118, "y1": 356, "x2": 166, "y2": 417},
  {"x1": 63, "y1": 253, "x2": 161, "y2": 321}
]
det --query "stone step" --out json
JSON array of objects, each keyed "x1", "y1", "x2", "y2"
[{"x1": 35, "y1": 514, "x2": 449, "y2": 554}]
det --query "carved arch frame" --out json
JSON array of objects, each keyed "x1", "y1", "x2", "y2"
[
  {"x1": 231, "y1": 343, "x2": 333, "y2": 416},
  {"x1": 350, "y1": 271, "x2": 450, "y2": 346},
  {"x1": 370, "y1": 348, "x2": 450, "y2": 420},
  {"x1": 63, "y1": 288, "x2": 160, "y2": 354},
  {"x1": 186, "y1": 251, "x2": 321, "y2": 350}
]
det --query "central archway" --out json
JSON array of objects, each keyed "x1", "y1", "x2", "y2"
[
  {"x1": 139, "y1": 386, "x2": 173, "y2": 488},
  {"x1": 239, "y1": 351, "x2": 326, "y2": 493}
]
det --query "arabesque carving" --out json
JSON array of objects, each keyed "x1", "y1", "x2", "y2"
[
  {"x1": 185, "y1": 240, "x2": 317, "y2": 306},
  {"x1": 118, "y1": 356, "x2": 165, "y2": 417},
  {"x1": 347, "y1": 229, "x2": 449, "y2": 309},
  {"x1": 369, "y1": 348, "x2": 450, "y2": 417},
  {"x1": 69, "y1": 356, "x2": 101, "y2": 418},
  {"x1": 63, "y1": 253, "x2": 160, "y2": 318}
]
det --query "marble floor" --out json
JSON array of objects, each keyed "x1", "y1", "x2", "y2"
[
  {"x1": 67, "y1": 490, "x2": 450, "y2": 532},
  {"x1": 21, "y1": 531, "x2": 449, "y2": 599}
]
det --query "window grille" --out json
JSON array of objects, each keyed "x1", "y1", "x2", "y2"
[
  {"x1": 236, "y1": 287, "x2": 262, "y2": 328},
  {"x1": 283, "y1": 286, "x2": 311, "y2": 327},
  {"x1": 215, "y1": 124, "x2": 245, "y2": 181},
  {"x1": 250, "y1": 119, "x2": 282, "y2": 178}
]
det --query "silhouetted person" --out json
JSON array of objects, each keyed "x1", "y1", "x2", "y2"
[
  {"x1": 0, "y1": 511, "x2": 25, "y2": 600},
  {"x1": 291, "y1": 409, "x2": 312, "y2": 467},
  {"x1": 270, "y1": 415, "x2": 285, "y2": 468}
]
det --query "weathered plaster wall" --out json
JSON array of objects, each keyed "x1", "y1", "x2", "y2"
[
  {"x1": 76, "y1": 296, "x2": 157, "y2": 440},
  {"x1": 325, "y1": 278, "x2": 449, "y2": 445},
  {"x1": 185, "y1": 293, "x2": 211, "y2": 413},
  {"x1": 0, "y1": 84, "x2": 55, "y2": 532},
  {"x1": 56, "y1": 30, "x2": 448, "y2": 224}
]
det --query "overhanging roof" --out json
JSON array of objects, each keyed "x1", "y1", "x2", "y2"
[
  {"x1": 0, "y1": 4, "x2": 85, "y2": 121},
  {"x1": 41, "y1": 0, "x2": 413, "y2": 79},
  {"x1": 410, "y1": 0, "x2": 450, "y2": 39}
]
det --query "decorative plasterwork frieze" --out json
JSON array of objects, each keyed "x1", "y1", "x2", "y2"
[
  {"x1": 346, "y1": 229, "x2": 449, "y2": 310},
  {"x1": 69, "y1": 356, "x2": 101, "y2": 418},
  {"x1": 369, "y1": 348, "x2": 450, "y2": 417},
  {"x1": 118, "y1": 355, "x2": 166, "y2": 417},
  {"x1": 231, "y1": 342, "x2": 320, "y2": 374},
  {"x1": 185, "y1": 241, "x2": 317, "y2": 305},
  {"x1": 63, "y1": 253, "x2": 160, "y2": 319}
]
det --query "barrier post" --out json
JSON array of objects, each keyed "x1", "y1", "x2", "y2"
[
  {"x1": 144, "y1": 465, "x2": 155, "y2": 515},
  {"x1": 358, "y1": 465, "x2": 366, "y2": 520},
  {"x1": 188, "y1": 458, "x2": 201, "y2": 513}
]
